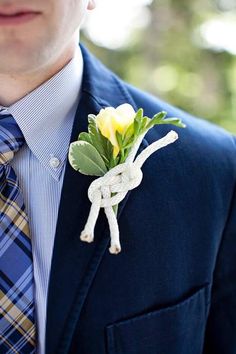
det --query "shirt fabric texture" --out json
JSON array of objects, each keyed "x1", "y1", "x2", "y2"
[{"x1": 0, "y1": 46, "x2": 83, "y2": 354}]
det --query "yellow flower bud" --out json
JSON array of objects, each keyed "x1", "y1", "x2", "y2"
[{"x1": 96, "y1": 104, "x2": 136, "y2": 158}]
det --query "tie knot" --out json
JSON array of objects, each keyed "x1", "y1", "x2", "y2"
[{"x1": 0, "y1": 111, "x2": 25, "y2": 164}]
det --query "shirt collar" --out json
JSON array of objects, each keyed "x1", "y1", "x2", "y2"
[{"x1": 0, "y1": 45, "x2": 83, "y2": 181}]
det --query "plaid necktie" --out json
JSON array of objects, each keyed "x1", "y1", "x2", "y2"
[{"x1": 0, "y1": 111, "x2": 36, "y2": 353}]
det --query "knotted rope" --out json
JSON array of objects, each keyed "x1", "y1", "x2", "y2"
[{"x1": 80, "y1": 130, "x2": 179, "y2": 254}]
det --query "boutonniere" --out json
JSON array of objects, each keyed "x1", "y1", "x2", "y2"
[{"x1": 68, "y1": 104, "x2": 186, "y2": 254}]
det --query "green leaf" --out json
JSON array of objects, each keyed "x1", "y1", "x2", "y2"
[
  {"x1": 145, "y1": 111, "x2": 167, "y2": 130},
  {"x1": 88, "y1": 121, "x2": 98, "y2": 136},
  {"x1": 87, "y1": 114, "x2": 117, "y2": 165},
  {"x1": 88, "y1": 114, "x2": 97, "y2": 125},
  {"x1": 106, "y1": 138, "x2": 114, "y2": 157},
  {"x1": 145, "y1": 111, "x2": 186, "y2": 130},
  {"x1": 124, "y1": 122, "x2": 134, "y2": 138},
  {"x1": 100, "y1": 154, "x2": 110, "y2": 165},
  {"x1": 133, "y1": 119, "x2": 139, "y2": 137},
  {"x1": 135, "y1": 108, "x2": 144, "y2": 122},
  {"x1": 157, "y1": 117, "x2": 187, "y2": 128},
  {"x1": 140, "y1": 116, "x2": 151, "y2": 133},
  {"x1": 152, "y1": 111, "x2": 167, "y2": 120},
  {"x1": 68, "y1": 141, "x2": 108, "y2": 176},
  {"x1": 78, "y1": 132, "x2": 93, "y2": 144},
  {"x1": 122, "y1": 124, "x2": 134, "y2": 146},
  {"x1": 116, "y1": 131, "x2": 123, "y2": 149},
  {"x1": 78, "y1": 120, "x2": 113, "y2": 168},
  {"x1": 109, "y1": 154, "x2": 119, "y2": 169},
  {"x1": 88, "y1": 125, "x2": 108, "y2": 159},
  {"x1": 133, "y1": 108, "x2": 143, "y2": 137}
]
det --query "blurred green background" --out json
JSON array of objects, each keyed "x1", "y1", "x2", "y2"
[{"x1": 82, "y1": 0, "x2": 236, "y2": 133}]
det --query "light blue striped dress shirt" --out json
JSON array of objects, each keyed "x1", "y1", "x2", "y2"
[{"x1": 0, "y1": 46, "x2": 84, "y2": 354}]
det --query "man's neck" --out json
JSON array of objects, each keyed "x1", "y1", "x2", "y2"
[{"x1": 0, "y1": 44, "x2": 77, "y2": 107}]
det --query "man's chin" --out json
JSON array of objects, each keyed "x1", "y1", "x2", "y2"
[
  {"x1": 0, "y1": 44, "x2": 43, "y2": 75},
  {"x1": 0, "y1": 59, "x2": 37, "y2": 76}
]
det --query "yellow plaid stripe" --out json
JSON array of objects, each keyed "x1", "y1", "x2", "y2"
[
  {"x1": 0, "y1": 193, "x2": 30, "y2": 237},
  {"x1": 0, "y1": 290, "x2": 36, "y2": 346}
]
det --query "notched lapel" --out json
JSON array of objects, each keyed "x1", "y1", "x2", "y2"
[{"x1": 46, "y1": 44, "x2": 149, "y2": 354}]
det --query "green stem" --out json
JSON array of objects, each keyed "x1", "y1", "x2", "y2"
[
  {"x1": 120, "y1": 148, "x2": 125, "y2": 163},
  {"x1": 111, "y1": 192, "x2": 119, "y2": 216},
  {"x1": 112, "y1": 204, "x2": 118, "y2": 216}
]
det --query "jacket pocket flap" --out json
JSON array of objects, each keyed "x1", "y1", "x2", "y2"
[{"x1": 105, "y1": 283, "x2": 211, "y2": 354}]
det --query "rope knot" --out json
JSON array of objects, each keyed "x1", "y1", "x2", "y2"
[
  {"x1": 80, "y1": 130, "x2": 179, "y2": 254},
  {"x1": 87, "y1": 161, "x2": 143, "y2": 209}
]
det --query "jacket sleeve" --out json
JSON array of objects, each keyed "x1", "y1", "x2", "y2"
[{"x1": 203, "y1": 136, "x2": 236, "y2": 354}]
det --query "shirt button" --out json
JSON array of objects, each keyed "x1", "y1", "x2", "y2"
[{"x1": 50, "y1": 156, "x2": 60, "y2": 168}]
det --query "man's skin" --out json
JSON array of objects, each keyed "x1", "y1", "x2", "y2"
[{"x1": 0, "y1": 0, "x2": 96, "y2": 106}]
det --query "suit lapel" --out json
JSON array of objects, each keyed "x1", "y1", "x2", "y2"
[{"x1": 45, "y1": 44, "x2": 148, "y2": 354}]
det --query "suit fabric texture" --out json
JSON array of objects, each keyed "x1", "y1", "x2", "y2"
[{"x1": 45, "y1": 43, "x2": 236, "y2": 354}]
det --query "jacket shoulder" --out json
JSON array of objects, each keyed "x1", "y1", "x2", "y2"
[
  {"x1": 118, "y1": 80, "x2": 236, "y2": 189},
  {"x1": 124, "y1": 82, "x2": 236, "y2": 163},
  {"x1": 125, "y1": 82, "x2": 232, "y2": 141}
]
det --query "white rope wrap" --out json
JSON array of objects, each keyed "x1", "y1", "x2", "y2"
[{"x1": 80, "y1": 130, "x2": 179, "y2": 254}]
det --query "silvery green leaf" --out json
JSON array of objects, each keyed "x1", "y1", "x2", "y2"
[
  {"x1": 106, "y1": 138, "x2": 114, "y2": 158},
  {"x1": 69, "y1": 141, "x2": 108, "y2": 176},
  {"x1": 78, "y1": 132, "x2": 93, "y2": 144},
  {"x1": 89, "y1": 125, "x2": 110, "y2": 163},
  {"x1": 87, "y1": 113, "x2": 120, "y2": 165},
  {"x1": 88, "y1": 114, "x2": 97, "y2": 125}
]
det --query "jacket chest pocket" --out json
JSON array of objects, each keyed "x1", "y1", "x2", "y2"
[{"x1": 105, "y1": 283, "x2": 211, "y2": 354}]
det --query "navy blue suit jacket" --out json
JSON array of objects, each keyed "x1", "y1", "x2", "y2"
[{"x1": 45, "y1": 43, "x2": 236, "y2": 354}]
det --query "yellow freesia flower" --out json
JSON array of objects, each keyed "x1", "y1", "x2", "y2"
[{"x1": 96, "y1": 103, "x2": 136, "y2": 158}]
